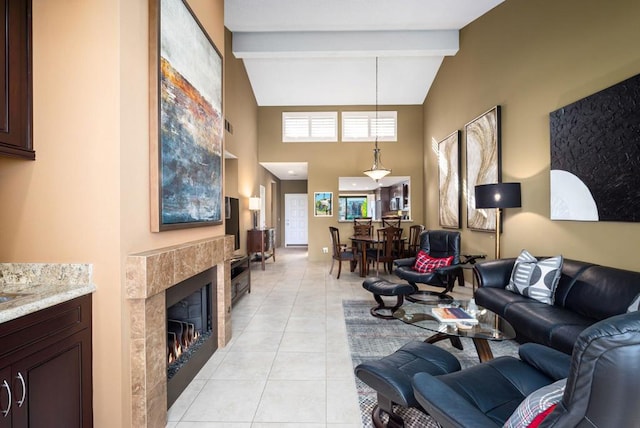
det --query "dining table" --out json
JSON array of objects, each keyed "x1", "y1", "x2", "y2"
[{"x1": 350, "y1": 234, "x2": 406, "y2": 277}]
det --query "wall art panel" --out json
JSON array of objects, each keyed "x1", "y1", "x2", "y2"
[
  {"x1": 149, "y1": 0, "x2": 223, "y2": 231},
  {"x1": 438, "y1": 131, "x2": 461, "y2": 229},
  {"x1": 550, "y1": 73, "x2": 640, "y2": 222},
  {"x1": 465, "y1": 106, "x2": 501, "y2": 232}
]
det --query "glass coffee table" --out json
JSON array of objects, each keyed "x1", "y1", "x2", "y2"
[{"x1": 393, "y1": 299, "x2": 516, "y2": 362}]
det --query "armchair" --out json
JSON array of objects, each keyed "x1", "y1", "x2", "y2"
[
  {"x1": 394, "y1": 230, "x2": 463, "y2": 300},
  {"x1": 412, "y1": 310, "x2": 640, "y2": 427}
]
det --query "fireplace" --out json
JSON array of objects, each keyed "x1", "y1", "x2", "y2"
[
  {"x1": 166, "y1": 266, "x2": 217, "y2": 407},
  {"x1": 126, "y1": 236, "x2": 232, "y2": 427}
]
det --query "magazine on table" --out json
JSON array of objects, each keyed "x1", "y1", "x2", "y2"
[{"x1": 431, "y1": 307, "x2": 479, "y2": 324}]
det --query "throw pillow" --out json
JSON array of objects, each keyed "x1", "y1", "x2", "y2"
[
  {"x1": 503, "y1": 378, "x2": 566, "y2": 428},
  {"x1": 412, "y1": 251, "x2": 454, "y2": 274},
  {"x1": 627, "y1": 293, "x2": 640, "y2": 312},
  {"x1": 506, "y1": 250, "x2": 563, "y2": 305}
]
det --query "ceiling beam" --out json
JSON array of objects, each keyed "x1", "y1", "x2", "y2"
[{"x1": 232, "y1": 30, "x2": 459, "y2": 59}]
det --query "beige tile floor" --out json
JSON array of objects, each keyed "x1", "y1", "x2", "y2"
[{"x1": 167, "y1": 246, "x2": 472, "y2": 428}]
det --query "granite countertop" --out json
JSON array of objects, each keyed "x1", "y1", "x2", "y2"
[{"x1": 0, "y1": 263, "x2": 96, "y2": 324}]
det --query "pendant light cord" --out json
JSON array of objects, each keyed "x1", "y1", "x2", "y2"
[{"x1": 374, "y1": 57, "x2": 379, "y2": 150}]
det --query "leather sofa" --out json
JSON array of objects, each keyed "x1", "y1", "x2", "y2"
[{"x1": 474, "y1": 258, "x2": 640, "y2": 354}]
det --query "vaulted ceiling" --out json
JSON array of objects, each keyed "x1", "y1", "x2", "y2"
[
  {"x1": 224, "y1": 0, "x2": 505, "y2": 182},
  {"x1": 225, "y1": 0, "x2": 504, "y2": 107}
]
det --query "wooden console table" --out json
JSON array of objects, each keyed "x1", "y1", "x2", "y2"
[{"x1": 247, "y1": 228, "x2": 276, "y2": 270}]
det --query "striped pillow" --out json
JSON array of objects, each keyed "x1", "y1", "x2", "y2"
[
  {"x1": 506, "y1": 250, "x2": 563, "y2": 305},
  {"x1": 503, "y1": 378, "x2": 565, "y2": 428}
]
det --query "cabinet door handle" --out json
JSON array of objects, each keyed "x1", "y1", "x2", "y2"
[
  {"x1": 1, "y1": 380, "x2": 11, "y2": 417},
  {"x1": 16, "y1": 372, "x2": 26, "y2": 407}
]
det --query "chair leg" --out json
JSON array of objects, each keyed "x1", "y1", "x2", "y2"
[
  {"x1": 337, "y1": 260, "x2": 342, "y2": 279},
  {"x1": 329, "y1": 258, "x2": 335, "y2": 275},
  {"x1": 370, "y1": 294, "x2": 405, "y2": 320},
  {"x1": 371, "y1": 394, "x2": 405, "y2": 428}
]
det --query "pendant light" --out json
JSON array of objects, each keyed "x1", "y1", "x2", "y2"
[{"x1": 364, "y1": 57, "x2": 391, "y2": 181}]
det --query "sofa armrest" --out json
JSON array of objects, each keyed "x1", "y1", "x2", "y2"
[
  {"x1": 393, "y1": 257, "x2": 415, "y2": 268},
  {"x1": 412, "y1": 372, "x2": 501, "y2": 428},
  {"x1": 518, "y1": 343, "x2": 571, "y2": 381},
  {"x1": 474, "y1": 258, "x2": 517, "y2": 289}
]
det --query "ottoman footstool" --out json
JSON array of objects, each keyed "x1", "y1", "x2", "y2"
[
  {"x1": 362, "y1": 277, "x2": 417, "y2": 319},
  {"x1": 355, "y1": 341, "x2": 461, "y2": 428}
]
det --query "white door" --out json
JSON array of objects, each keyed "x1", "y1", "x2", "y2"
[{"x1": 285, "y1": 193, "x2": 308, "y2": 246}]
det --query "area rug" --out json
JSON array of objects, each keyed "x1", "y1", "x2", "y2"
[{"x1": 343, "y1": 299, "x2": 519, "y2": 428}]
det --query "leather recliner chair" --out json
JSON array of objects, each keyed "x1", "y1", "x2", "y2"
[
  {"x1": 411, "y1": 310, "x2": 640, "y2": 427},
  {"x1": 393, "y1": 230, "x2": 464, "y2": 299}
]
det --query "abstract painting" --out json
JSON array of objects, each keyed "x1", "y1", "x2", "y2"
[
  {"x1": 550, "y1": 73, "x2": 640, "y2": 222},
  {"x1": 149, "y1": 0, "x2": 223, "y2": 231},
  {"x1": 314, "y1": 192, "x2": 333, "y2": 217},
  {"x1": 465, "y1": 106, "x2": 501, "y2": 231},
  {"x1": 438, "y1": 131, "x2": 461, "y2": 229}
]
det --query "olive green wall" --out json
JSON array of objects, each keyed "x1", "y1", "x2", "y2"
[
  {"x1": 423, "y1": 0, "x2": 640, "y2": 270},
  {"x1": 258, "y1": 105, "x2": 424, "y2": 261},
  {"x1": 224, "y1": 28, "x2": 279, "y2": 254}
]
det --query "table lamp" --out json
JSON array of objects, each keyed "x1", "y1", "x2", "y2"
[
  {"x1": 249, "y1": 197, "x2": 261, "y2": 229},
  {"x1": 474, "y1": 182, "x2": 521, "y2": 259}
]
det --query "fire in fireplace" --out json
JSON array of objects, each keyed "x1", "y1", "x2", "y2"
[{"x1": 165, "y1": 267, "x2": 217, "y2": 407}]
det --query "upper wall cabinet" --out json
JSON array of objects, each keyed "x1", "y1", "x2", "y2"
[{"x1": 0, "y1": 0, "x2": 34, "y2": 160}]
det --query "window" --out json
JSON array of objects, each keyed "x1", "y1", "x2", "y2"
[
  {"x1": 338, "y1": 196, "x2": 368, "y2": 221},
  {"x1": 342, "y1": 111, "x2": 397, "y2": 142},
  {"x1": 282, "y1": 112, "x2": 337, "y2": 142}
]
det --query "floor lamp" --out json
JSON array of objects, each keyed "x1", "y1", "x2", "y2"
[{"x1": 474, "y1": 183, "x2": 521, "y2": 259}]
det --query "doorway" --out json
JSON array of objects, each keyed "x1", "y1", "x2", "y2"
[{"x1": 284, "y1": 193, "x2": 308, "y2": 246}]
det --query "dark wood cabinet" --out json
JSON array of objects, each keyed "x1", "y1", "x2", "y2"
[
  {"x1": 0, "y1": 0, "x2": 34, "y2": 160},
  {"x1": 247, "y1": 228, "x2": 276, "y2": 270},
  {"x1": 230, "y1": 255, "x2": 250, "y2": 306},
  {"x1": 0, "y1": 295, "x2": 92, "y2": 427},
  {"x1": 0, "y1": 366, "x2": 10, "y2": 428}
]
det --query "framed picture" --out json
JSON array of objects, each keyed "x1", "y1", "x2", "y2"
[
  {"x1": 314, "y1": 192, "x2": 333, "y2": 217},
  {"x1": 149, "y1": 0, "x2": 224, "y2": 231},
  {"x1": 438, "y1": 130, "x2": 461, "y2": 229},
  {"x1": 465, "y1": 106, "x2": 501, "y2": 232}
]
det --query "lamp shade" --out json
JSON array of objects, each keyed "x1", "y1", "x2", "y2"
[
  {"x1": 249, "y1": 197, "x2": 261, "y2": 211},
  {"x1": 475, "y1": 183, "x2": 521, "y2": 209},
  {"x1": 364, "y1": 167, "x2": 391, "y2": 181}
]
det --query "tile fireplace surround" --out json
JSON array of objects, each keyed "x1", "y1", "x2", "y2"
[{"x1": 125, "y1": 236, "x2": 233, "y2": 427}]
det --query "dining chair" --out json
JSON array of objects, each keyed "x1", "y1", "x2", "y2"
[
  {"x1": 328, "y1": 226, "x2": 357, "y2": 279},
  {"x1": 354, "y1": 217, "x2": 373, "y2": 225},
  {"x1": 381, "y1": 215, "x2": 402, "y2": 228},
  {"x1": 353, "y1": 224, "x2": 373, "y2": 237},
  {"x1": 406, "y1": 224, "x2": 425, "y2": 257},
  {"x1": 366, "y1": 226, "x2": 403, "y2": 276},
  {"x1": 353, "y1": 220, "x2": 374, "y2": 271}
]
